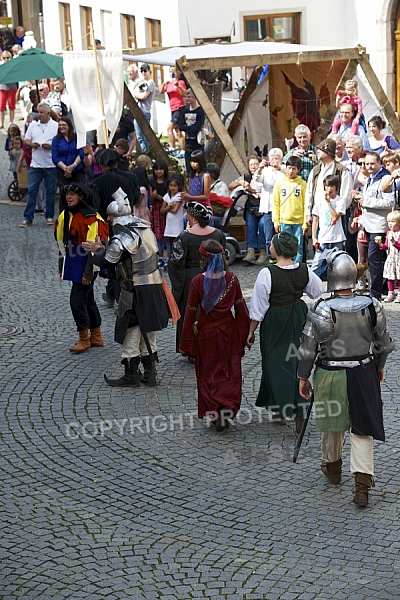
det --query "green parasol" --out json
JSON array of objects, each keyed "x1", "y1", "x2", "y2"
[{"x1": 0, "y1": 48, "x2": 64, "y2": 84}]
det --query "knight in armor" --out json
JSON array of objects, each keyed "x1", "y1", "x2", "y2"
[
  {"x1": 297, "y1": 249, "x2": 394, "y2": 506},
  {"x1": 82, "y1": 188, "x2": 171, "y2": 387}
]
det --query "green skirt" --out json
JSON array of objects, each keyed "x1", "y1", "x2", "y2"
[{"x1": 255, "y1": 300, "x2": 308, "y2": 418}]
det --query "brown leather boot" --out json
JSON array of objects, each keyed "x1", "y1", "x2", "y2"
[
  {"x1": 255, "y1": 249, "x2": 268, "y2": 265},
  {"x1": 70, "y1": 329, "x2": 91, "y2": 353},
  {"x1": 321, "y1": 459, "x2": 342, "y2": 484},
  {"x1": 90, "y1": 326, "x2": 104, "y2": 347},
  {"x1": 353, "y1": 472, "x2": 372, "y2": 507},
  {"x1": 242, "y1": 248, "x2": 256, "y2": 264}
]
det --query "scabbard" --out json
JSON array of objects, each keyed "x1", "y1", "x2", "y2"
[{"x1": 293, "y1": 392, "x2": 314, "y2": 463}]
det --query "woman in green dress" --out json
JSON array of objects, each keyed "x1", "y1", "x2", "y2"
[{"x1": 246, "y1": 232, "x2": 324, "y2": 430}]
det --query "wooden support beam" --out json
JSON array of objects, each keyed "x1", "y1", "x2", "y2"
[
  {"x1": 181, "y1": 47, "x2": 363, "y2": 71},
  {"x1": 125, "y1": 44, "x2": 363, "y2": 70},
  {"x1": 123, "y1": 83, "x2": 172, "y2": 164},
  {"x1": 314, "y1": 58, "x2": 359, "y2": 144},
  {"x1": 214, "y1": 67, "x2": 262, "y2": 166},
  {"x1": 356, "y1": 49, "x2": 400, "y2": 141},
  {"x1": 177, "y1": 58, "x2": 247, "y2": 176}
]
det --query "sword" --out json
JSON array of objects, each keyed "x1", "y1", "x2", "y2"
[{"x1": 293, "y1": 392, "x2": 314, "y2": 463}]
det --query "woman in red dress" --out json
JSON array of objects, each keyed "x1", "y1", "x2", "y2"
[{"x1": 180, "y1": 239, "x2": 250, "y2": 431}]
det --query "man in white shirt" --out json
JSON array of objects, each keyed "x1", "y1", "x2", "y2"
[
  {"x1": 253, "y1": 148, "x2": 285, "y2": 264},
  {"x1": 19, "y1": 102, "x2": 59, "y2": 227}
]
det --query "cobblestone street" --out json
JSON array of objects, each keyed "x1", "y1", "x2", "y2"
[{"x1": 1, "y1": 192, "x2": 400, "y2": 596}]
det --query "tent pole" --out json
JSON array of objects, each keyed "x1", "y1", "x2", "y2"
[
  {"x1": 177, "y1": 57, "x2": 247, "y2": 176},
  {"x1": 90, "y1": 22, "x2": 109, "y2": 148},
  {"x1": 356, "y1": 46, "x2": 400, "y2": 141},
  {"x1": 314, "y1": 59, "x2": 358, "y2": 144}
]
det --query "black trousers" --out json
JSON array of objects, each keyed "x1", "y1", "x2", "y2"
[{"x1": 70, "y1": 277, "x2": 101, "y2": 331}]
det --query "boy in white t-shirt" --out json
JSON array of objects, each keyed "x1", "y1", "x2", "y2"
[{"x1": 311, "y1": 174, "x2": 346, "y2": 279}]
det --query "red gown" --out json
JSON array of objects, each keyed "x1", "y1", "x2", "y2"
[{"x1": 180, "y1": 272, "x2": 250, "y2": 418}]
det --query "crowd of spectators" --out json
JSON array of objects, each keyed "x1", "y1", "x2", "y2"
[{"x1": 5, "y1": 61, "x2": 396, "y2": 508}]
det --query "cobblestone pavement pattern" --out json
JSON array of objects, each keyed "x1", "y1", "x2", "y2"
[{"x1": 0, "y1": 134, "x2": 399, "y2": 599}]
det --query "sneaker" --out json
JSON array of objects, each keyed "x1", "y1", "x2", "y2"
[
  {"x1": 384, "y1": 292, "x2": 395, "y2": 303},
  {"x1": 19, "y1": 220, "x2": 32, "y2": 228},
  {"x1": 46, "y1": 218, "x2": 54, "y2": 225},
  {"x1": 176, "y1": 150, "x2": 186, "y2": 158},
  {"x1": 395, "y1": 294, "x2": 400, "y2": 303}
]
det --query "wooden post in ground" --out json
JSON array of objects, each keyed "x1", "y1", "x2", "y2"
[
  {"x1": 177, "y1": 57, "x2": 247, "y2": 176},
  {"x1": 123, "y1": 84, "x2": 171, "y2": 164}
]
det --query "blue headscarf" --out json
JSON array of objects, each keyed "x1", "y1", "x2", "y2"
[{"x1": 201, "y1": 252, "x2": 226, "y2": 313}]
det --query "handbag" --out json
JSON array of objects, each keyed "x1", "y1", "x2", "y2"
[{"x1": 246, "y1": 196, "x2": 262, "y2": 217}]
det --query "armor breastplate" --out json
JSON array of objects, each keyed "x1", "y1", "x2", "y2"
[{"x1": 115, "y1": 223, "x2": 161, "y2": 287}]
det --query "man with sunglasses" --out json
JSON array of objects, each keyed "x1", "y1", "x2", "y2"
[{"x1": 132, "y1": 63, "x2": 155, "y2": 153}]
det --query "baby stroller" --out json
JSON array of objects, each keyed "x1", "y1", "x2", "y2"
[
  {"x1": 211, "y1": 188, "x2": 249, "y2": 265},
  {"x1": 7, "y1": 165, "x2": 28, "y2": 202}
]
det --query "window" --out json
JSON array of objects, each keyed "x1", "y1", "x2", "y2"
[
  {"x1": 122, "y1": 14, "x2": 137, "y2": 50},
  {"x1": 244, "y1": 13, "x2": 300, "y2": 44},
  {"x1": 60, "y1": 3, "x2": 73, "y2": 50},
  {"x1": 147, "y1": 18, "x2": 162, "y2": 87},
  {"x1": 81, "y1": 6, "x2": 93, "y2": 49}
]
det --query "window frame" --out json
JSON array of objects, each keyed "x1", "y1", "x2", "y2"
[
  {"x1": 243, "y1": 12, "x2": 300, "y2": 44},
  {"x1": 147, "y1": 18, "x2": 163, "y2": 87},
  {"x1": 122, "y1": 13, "x2": 137, "y2": 50},
  {"x1": 81, "y1": 6, "x2": 93, "y2": 50},
  {"x1": 60, "y1": 2, "x2": 73, "y2": 51}
]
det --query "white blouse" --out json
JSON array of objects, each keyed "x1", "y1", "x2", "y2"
[{"x1": 249, "y1": 264, "x2": 324, "y2": 321}]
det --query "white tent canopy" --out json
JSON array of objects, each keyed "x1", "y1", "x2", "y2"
[{"x1": 123, "y1": 41, "x2": 355, "y2": 67}]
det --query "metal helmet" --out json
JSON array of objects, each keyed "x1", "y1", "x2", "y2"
[
  {"x1": 106, "y1": 188, "x2": 132, "y2": 224},
  {"x1": 326, "y1": 249, "x2": 357, "y2": 291}
]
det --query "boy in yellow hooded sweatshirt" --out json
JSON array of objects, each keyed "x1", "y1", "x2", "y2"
[{"x1": 273, "y1": 155, "x2": 308, "y2": 262}]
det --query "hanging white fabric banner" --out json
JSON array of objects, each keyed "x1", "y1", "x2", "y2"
[{"x1": 62, "y1": 50, "x2": 124, "y2": 148}]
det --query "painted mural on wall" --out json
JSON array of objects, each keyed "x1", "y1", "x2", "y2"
[{"x1": 268, "y1": 60, "x2": 348, "y2": 144}]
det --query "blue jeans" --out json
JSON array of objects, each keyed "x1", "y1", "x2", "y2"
[
  {"x1": 279, "y1": 223, "x2": 303, "y2": 263},
  {"x1": 259, "y1": 212, "x2": 274, "y2": 258},
  {"x1": 134, "y1": 111, "x2": 151, "y2": 152},
  {"x1": 245, "y1": 211, "x2": 265, "y2": 249},
  {"x1": 311, "y1": 241, "x2": 345, "y2": 280},
  {"x1": 366, "y1": 231, "x2": 387, "y2": 299},
  {"x1": 24, "y1": 167, "x2": 57, "y2": 223}
]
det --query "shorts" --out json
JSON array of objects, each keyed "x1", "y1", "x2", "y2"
[
  {"x1": 0, "y1": 89, "x2": 17, "y2": 111},
  {"x1": 171, "y1": 107, "x2": 184, "y2": 125}
]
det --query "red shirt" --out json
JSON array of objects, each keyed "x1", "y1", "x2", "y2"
[{"x1": 163, "y1": 81, "x2": 186, "y2": 111}]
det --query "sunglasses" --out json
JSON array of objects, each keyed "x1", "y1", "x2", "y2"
[
  {"x1": 140, "y1": 69, "x2": 148, "y2": 73},
  {"x1": 3, "y1": 57, "x2": 11, "y2": 60},
  {"x1": 64, "y1": 184, "x2": 83, "y2": 194},
  {"x1": 357, "y1": 161, "x2": 365, "y2": 166}
]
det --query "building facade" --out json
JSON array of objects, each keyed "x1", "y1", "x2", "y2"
[{"x1": 6, "y1": 0, "x2": 400, "y2": 109}]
